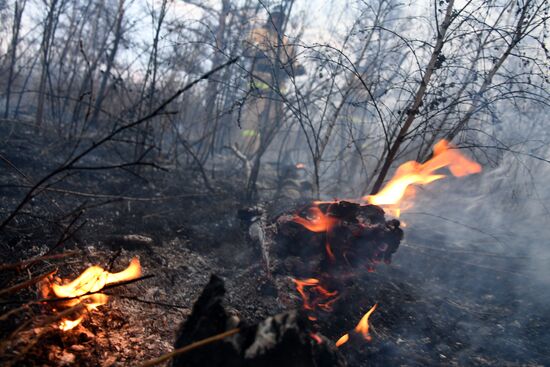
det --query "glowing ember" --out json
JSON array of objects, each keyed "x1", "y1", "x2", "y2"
[
  {"x1": 310, "y1": 332, "x2": 323, "y2": 344},
  {"x1": 365, "y1": 140, "x2": 481, "y2": 207},
  {"x1": 292, "y1": 278, "x2": 339, "y2": 313},
  {"x1": 46, "y1": 257, "x2": 141, "y2": 330},
  {"x1": 336, "y1": 303, "x2": 377, "y2": 347},
  {"x1": 293, "y1": 205, "x2": 334, "y2": 233},
  {"x1": 325, "y1": 242, "x2": 336, "y2": 261}
]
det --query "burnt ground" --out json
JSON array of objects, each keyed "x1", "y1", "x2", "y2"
[{"x1": 1, "y1": 119, "x2": 550, "y2": 366}]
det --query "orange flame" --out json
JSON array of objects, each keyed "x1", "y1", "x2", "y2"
[
  {"x1": 335, "y1": 333, "x2": 349, "y2": 347},
  {"x1": 59, "y1": 316, "x2": 84, "y2": 331},
  {"x1": 336, "y1": 303, "x2": 377, "y2": 347},
  {"x1": 365, "y1": 140, "x2": 481, "y2": 207},
  {"x1": 49, "y1": 257, "x2": 141, "y2": 331},
  {"x1": 293, "y1": 206, "x2": 334, "y2": 233},
  {"x1": 292, "y1": 278, "x2": 339, "y2": 313}
]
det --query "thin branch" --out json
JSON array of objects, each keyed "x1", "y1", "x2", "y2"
[
  {"x1": 139, "y1": 328, "x2": 240, "y2": 367},
  {"x1": 0, "y1": 57, "x2": 238, "y2": 231}
]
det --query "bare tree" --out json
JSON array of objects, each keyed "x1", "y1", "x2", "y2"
[
  {"x1": 3, "y1": 0, "x2": 26, "y2": 119},
  {"x1": 35, "y1": 0, "x2": 62, "y2": 128}
]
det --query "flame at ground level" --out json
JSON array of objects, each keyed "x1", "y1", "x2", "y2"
[
  {"x1": 291, "y1": 278, "x2": 339, "y2": 313},
  {"x1": 46, "y1": 257, "x2": 141, "y2": 331},
  {"x1": 365, "y1": 140, "x2": 481, "y2": 207},
  {"x1": 292, "y1": 206, "x2": 334, "y2": 233},
  {"x1": 59, "y1": 316, "x2": 84, "y2": 331},
  {"x1": 336, "y1": 303, "x2": 377, "y2": 347}
]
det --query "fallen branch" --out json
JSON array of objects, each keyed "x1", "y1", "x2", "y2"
[
  {"x1": 3, "y1": 185, "x2": 217, "y2": 201},
  {"x1": 0, "y1": 274, "x2": 155, "y2": 305},
  {"x1": 0, "y1": 251, "x2": 80, "y2": 272},
  {"x1": 138, "y1": 328, "x2": 240, "y2": 367},
  {"x1": 0, "y1": 269, "x2": 56, "y2": 298},
  {"x1": 106, "y1": 293, "x2": 188, "y2": 309}
]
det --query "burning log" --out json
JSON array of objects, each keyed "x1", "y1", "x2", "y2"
[
  {"x1": 166, "y1": 275, "x2": 346, "y2": 367},
  {"x1": 267, "y1": 201, "x2": 401, "y2": 324},
  {"x1": 270, "y1": 139, "x2": 481, "y2": 322},
  {"x1": 276, "y1": 201, "x2": 403, "y2": 275}
]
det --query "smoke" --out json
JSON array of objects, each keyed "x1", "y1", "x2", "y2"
[
  {"x1": 373, "y1": 145, "x2": 550, "y2": 363},
  {"x1": 403, "y1": 146, "x2": 550, "y2": 284}
]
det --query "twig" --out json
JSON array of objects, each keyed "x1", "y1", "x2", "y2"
[
  {"x1": 138, "y1": 328, "x2": 240, "y2": 367},
  {"x1": 0, "y1": 57, "x2": 238, "y2": 231},
  {"x1": 0, "y1": 274, "x2": 155, "y2": 305},
  {"x1": 105, "y1": 293, "x2": 188, "y2": 310},
  {"x1": 0, "y1": 302, "x2": 33, "y2": 322},
  {"x1": 70, "y1": 161, "x2": 168, "y2": 172},
  {"x1": 0, "y1": 303, "x2": 88, "y2": 367},
  {"x1": 0, "y1": 251, "x2": 80, "y2": 272},
  {"x1": 0, "y1": 269, "x2": 56, "y2": 298},
  {"x1": 47, "y1": 210, "x2": 86, "y2": 254},
  {"x1": 5, "y1": 184, "x2": 216, "y2": 201},
  {"x1": 35, "y1": 302, "x2": 87, "y2": 328}
]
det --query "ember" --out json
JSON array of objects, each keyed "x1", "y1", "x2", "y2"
[{"x1": 292, "y1": 277, "x2": 339, "y2": 314}]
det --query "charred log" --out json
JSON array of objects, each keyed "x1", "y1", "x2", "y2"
[
  {"x1": 172, "y1": 275, "x2": 346, "y2": 367},
  {"x1": 275, "y1": 201, "x2": 403, "y2": 275}
]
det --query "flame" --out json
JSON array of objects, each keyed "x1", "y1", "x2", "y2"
[
  {"x1": 335, "y1": 333, "x2": 349, "y2": 347},
  {"x1": 49, "y1": 257, "x2": 141, "y2": 330},
  {"x1": 293, "y1": 206, "x2": 334, "y2": 233},
  {"x1": 292, "y1": 278, "x2": 339, "y2": 313},
  {"x1": 59, "y1": 316, "x2": 84, "y2": 331},
  {"x1": 365, "y1": 140, "x2": 481, "y2": 207},
  {"x1": 336, "y1": 303, "x2": 377, "y2": 347},
  {"x1": 52, "y1": 258, "x2": 141, "y2": 298},
  {"x1": 310, "y1": 332, "x2": 323, "y2": 344}
]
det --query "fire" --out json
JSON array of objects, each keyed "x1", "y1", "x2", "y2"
[
  {"x1": 310, "y1": 332, "x2": 323, "y2": 344},
  {"x1": 293, "y1": 204, "x2": 340, "y2": 261},
  {"x1": 292, "y1": 278, "x2": 339, "y2": 313},
  {"x1": 46, "y1": 257, "x2": 141, "y2": 331},
  {"x1": 59, "y1": 316, "x2": 84, "y2": 331},
  {"x1": 335, "y1": 333, "x2": 349, "y2": 347},
  {"x1": 336, "y1": 303, "x2": 377, "y2": 347},
  {"x1": 365, "y1": 140, "x2": 481, "y2": 207},
  {"x1": 293, "y1": 206, "x2": 334, "y2": 233}
]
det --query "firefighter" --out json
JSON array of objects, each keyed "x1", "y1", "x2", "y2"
[{"x1": 237, "y1": 6, "x2": 305, "y2": 158}]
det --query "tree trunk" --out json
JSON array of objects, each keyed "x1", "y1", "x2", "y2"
[
  {"x1": 4, "y1": 0, "x2": 26, "y2": 119},
  {"x1": 88, "y1": 0, "x2": 125, "y2": 128},
  {"x1": 35, "y1": 0, "x2": 59, "y2": 128}
]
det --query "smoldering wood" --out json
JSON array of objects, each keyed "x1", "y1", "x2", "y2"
[
  {"x1": 171, "y1": 275, "x2": 346, "y2": 367},
  {"x1": 241, "y1": 200, "x2": 403, "y2": 280}
]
